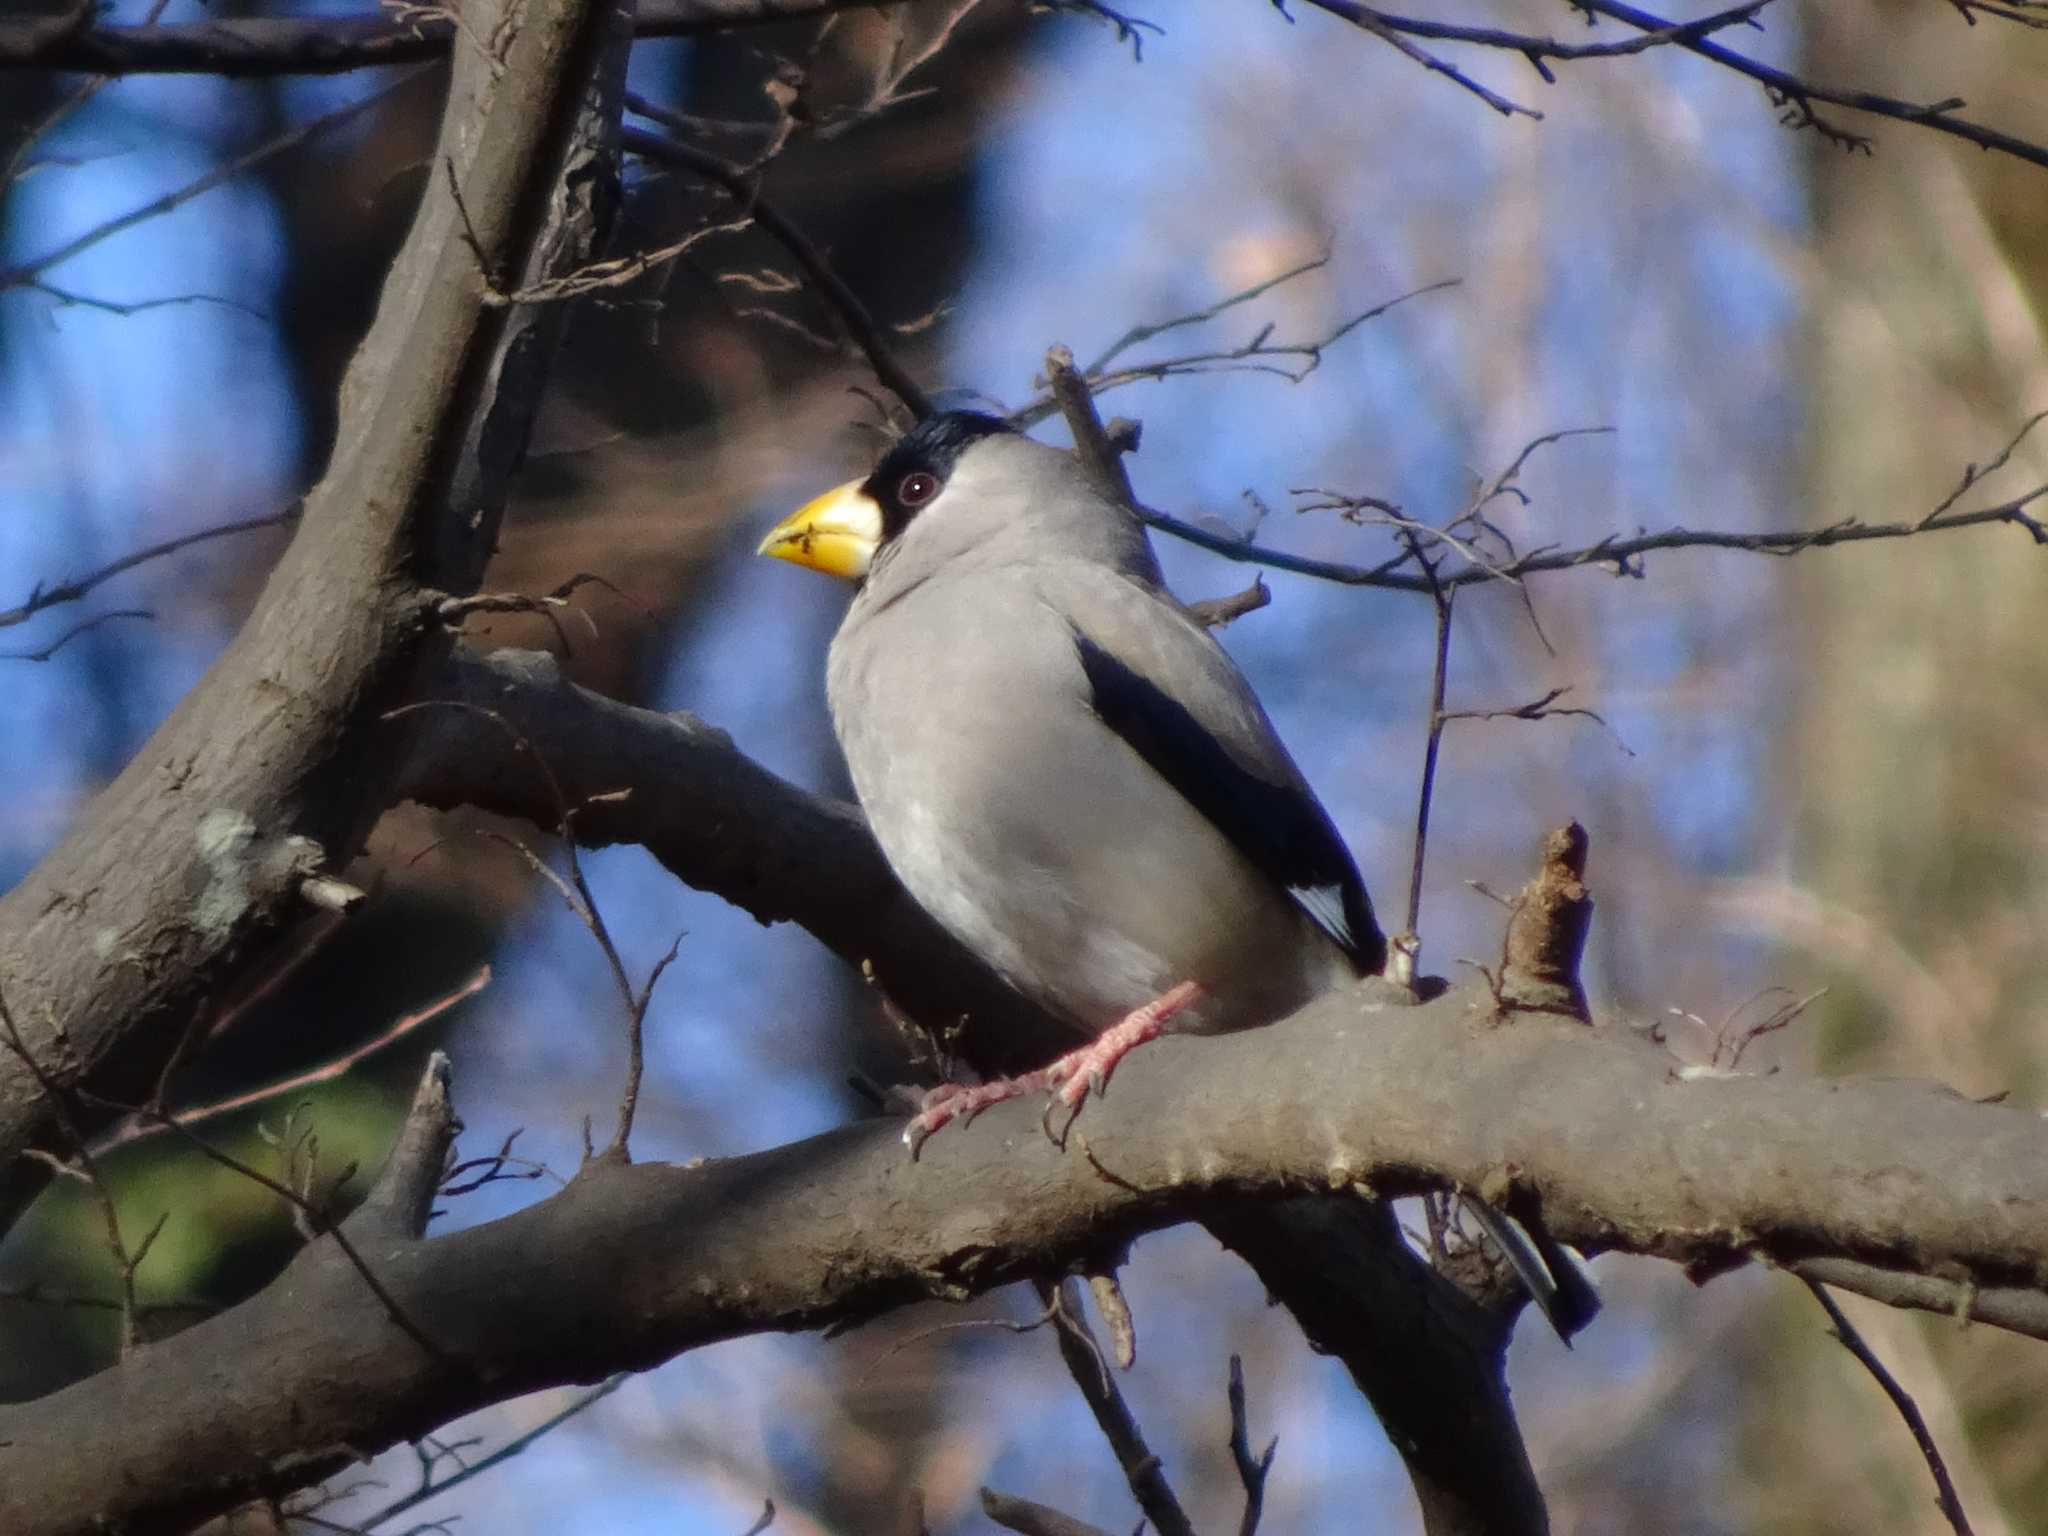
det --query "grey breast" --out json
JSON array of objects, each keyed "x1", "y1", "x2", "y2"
[{"x1": 829, "y1": 554, "x2": 1356, "y2": 1037}]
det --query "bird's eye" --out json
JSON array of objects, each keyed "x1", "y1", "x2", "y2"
[{"x1": 897, "y1": 471, "x2": 941, "y2": 508}]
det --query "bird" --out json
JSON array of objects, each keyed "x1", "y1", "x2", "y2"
[
  {"x1": 760, "y1": 409, "x2": 1590, "y2": 1336},
  {"x1": 760, "y1": 410, "x2": 1381, "y2": 1124}
]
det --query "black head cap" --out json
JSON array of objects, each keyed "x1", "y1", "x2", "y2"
[{"x1": 860, "y1": 410, "x2": 1014, "y2": 541}]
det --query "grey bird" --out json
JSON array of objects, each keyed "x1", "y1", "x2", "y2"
[{"x1": 760, "y1": 410, "x2": 1590, "y2": 1335}]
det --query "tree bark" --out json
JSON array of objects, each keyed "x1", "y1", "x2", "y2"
[
  {"x1": 4, "y1": 978, "x2": 2043, "y2": 1533},
  {"x1": 0, "y1": 0, "x2": 630, "y2": 1232}
]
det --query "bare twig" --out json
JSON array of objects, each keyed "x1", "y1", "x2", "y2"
[
  {"x1": 1440, "y1": 684, "x2": 1633, "y2": 755},
  {"x1": 0, "y1": 608, "x2": 153, "y2": 662},
  {"x1": 440, "y1": 1126, "x2": 557, "y2": 1198},
  {"x1": 1039, "y1": 0, "x2": 1164, "y2": 59},
  {"x1": 1044, "y1": 344, "x2": 1136, "y2": 506},
  {"x1": 1035, "y1": 1278, "x2": 1198, "y2": 1536},
  {"x1": 1015, "y1": 275, "x2": 1460, "y2": 425},
  {"x1": 980, "y1": 1488, "x2": 1113, "y2": 1536},
  {"x1": 1292, "y1": 0, "x2": 2048, "y2": 167},
  {"x1": 0, "y1": 988, "x2": 154, "y2": 1354},
  {"x1": 0, "y1": 1281, "x2": 212, "y2": 1322},
  {"x1": 1086, "y1": 1269, "x2": 1137, "y2": 1369},
  {"x1": 0, "y1": 76, "x2": 421, "y2": 296},
  {"x1": 1226, "y1": 1356, "x2": 1277, "y2": 1536},
  {"x1": 1918, "y1": 409, "x2": 2048, "y2": 528},
  {"x1": 619, "y1": 122, "x2": 932, "y2": 420},
  {"x1": 1141, "y1": 478, "x2": 2048, "y2": 593},
  {"x1": 1326, "y1": 1, "x2": 1544, "y2": 119},
  {"x1": 89, "y1": 966, "x2": 492, "y2": 1156},
  {"x1": 1575, "y1": 0, "x2": 2048, "y2": 171},
  {"x1": 1802, "y1": 1279, "x2": 1977, "y2": 1536},
  {"x1": 1185, "y1": 576, "x2": 1270, "y2": 629},
  {"x1": 16, "y1": 279, "x2": 267, "y2": 319},
  {"x1": 0, "y1": 506, "x2": 298, "y2": 632},
  {"x1": 95, "y1": 1093, "x2": 453, "y2": 1365},
  {"x1": 1081, "y1": 250, "x2": 1337, "y2": 373},
  {"x1": 383, "y1": 701, "x2": 674, "y2": 1159},
  {"x1": 330, "y1": 1375, "x2": 628, "y2": 1530},
  {"x1": 1303, "y1": 0, "x2": 1774, "y2": 84}
]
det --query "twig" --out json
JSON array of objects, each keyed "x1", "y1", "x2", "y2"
[
  {"x1": 338, "y1": 1375, "x2": 628, "y2": 1529},
  {"x1": 0, "y1": 506, "x2": 299, "y2": 631},
  {"x1": 89, "y1": 965, "x2": 492, "y2": 1155},
  {"x1": 1802, "y1": 1279, "x2": 1977, "y2": 1536},
  {"x1": 1226, "y1": 1356, "x2": 1277, "y2": 1536},
  {"x1": 65, "y1": 995, "x2": 456, "y2": 1363},
  {"x1": 1014, "y1": 275, "x2": 1460, "y2": 426},
  {"x1": 1918, "y1": 410, "x2": 2048, "y2": 528},
  {"x1": 0, "y1": 607, "x2": 152, "y2": 662},
  {"x1": 980, "y1": 1489, "x2": 1113, "y2": 1536},
  {"x1": 1139, "y1": 479, "x2": 2048, "y2": 594},
  {"x1": 95, "y1": 1093, "x2": 454, "y2": 1365},
  {"x1": 1440, "y1": 684, "x2": 1633, "y2": 755},
  {"x1": 1574, "y1": 0, "x2": 2048, "y2": 171},
  {"x1": 1303, "y1": 0, "x2": 1773, "y2": 82},
  {"x1": 1040, "y1": 0, "x2": 1164, "y2": 59},
  {"x1": 1185, "y1": 576, "x2": 1270, "y2": 629},
  {"x1": 440, "y1": 1127, "x2": 557, "y2": 1198},
  {"x1": 1328, "y1": 1, "x2": 1544, "y2": 119},
  {"x1": 1044, "y1": 345, "x2": 1136, "y2": 506},
  {"x1": 619, "y1": 122, "x2": 932, "y2": 420},
  {"x1": 0, "y1": 988, "x2": 154, "y2": 1354},
  {"x1": 18, "y1": 279, "x2": 267, "y2": 319},
  {"x1": 1035, "y1": 1278, "x2": 1198, "y2": 1536},
  {"x1": 383, "y1": 701, "x2": 675, "y2": 1159},
  {"x1": 1080, "y1": 250, "x2": 1337, "y2": 374},
  {"x1": 0, "y1": 1281, "x2": 213, "y2": 1321},
  {"x1": 0, "y1": 75, "x2": 422, "y2": 295}
]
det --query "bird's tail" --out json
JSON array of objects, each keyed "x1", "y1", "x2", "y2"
[{"x1": 1461, "y1": 1196, "x2": 1601, "y2": 1343}]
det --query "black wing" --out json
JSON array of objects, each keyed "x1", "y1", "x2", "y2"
[{"x1": 1072, "y1": 631, "x2": 1386, "y2": 974}]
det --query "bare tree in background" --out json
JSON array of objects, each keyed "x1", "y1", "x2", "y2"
[{"x1": 0, "y1": 2, "x2": 2045, "y2": 1533}]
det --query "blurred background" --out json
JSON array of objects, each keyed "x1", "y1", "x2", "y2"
[{"x1": 1, "y1": 0, "x2": 2044, "y2": 1530}]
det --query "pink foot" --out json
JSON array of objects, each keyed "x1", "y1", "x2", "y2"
[
  {"x1": 902, "y1": 1072, "x2": 1048, "y2": 1157},
  {"x1": 902, "y1": 981, "x2": 1206, "y2": 1157}
]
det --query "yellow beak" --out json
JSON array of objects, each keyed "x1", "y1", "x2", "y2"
[{"x1": 756, "y1": 479, "x2": 883, "y2": 581}]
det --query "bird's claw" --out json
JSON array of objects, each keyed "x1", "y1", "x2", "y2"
[
  {"x1": 902, "y1": 982, "x2": 1207, "y2": 1156},
  {"x1": 902, "y1": 1074, "x2": 1040, "y2": 1159}
]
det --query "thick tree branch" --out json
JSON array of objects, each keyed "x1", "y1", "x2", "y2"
[
  {"x1": 401, "y1": 647, "x2": 1555, "y2": 1534},
  {"x1": 0, "y1": 0, "x2": 630, "y2": 1234},
  {"x1": 397, "y1": 648, "x2": 2048, "y2": 1316},
  {"x1": 400, "y1": 646, "x2": 1081, "y2": 1074},
  {"x1": 6, "y1": 972, "x2": 2047, "y2": 1532}
]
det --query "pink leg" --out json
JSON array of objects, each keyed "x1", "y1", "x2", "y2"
[{"x1": 903, "y1": 981, "x2": 1205, "y2": 1157}]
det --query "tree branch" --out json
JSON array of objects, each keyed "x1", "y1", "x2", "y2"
[
  {"x1": 0, "y1": 0, "x2": 632, "y2": 1235},
  {"x1": 399, "y1": 645, "x2": 1078, "y2": 1074},
  {"x1": 398, "y1": 647, "x2": 1557, "y2": 1534},
  {"x1": 0, "y1": 0, "x2": 892, "y2": 77},
  {"x1": 6, "y1": 969, "x2": 2047, "y2": 1531},
  {"x1": 1137, "y1": 478, "x2": 2048, "y2": 594},
  {"x1": 1574, "y1": 0, "x2": 2048, "y2": 170}
]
